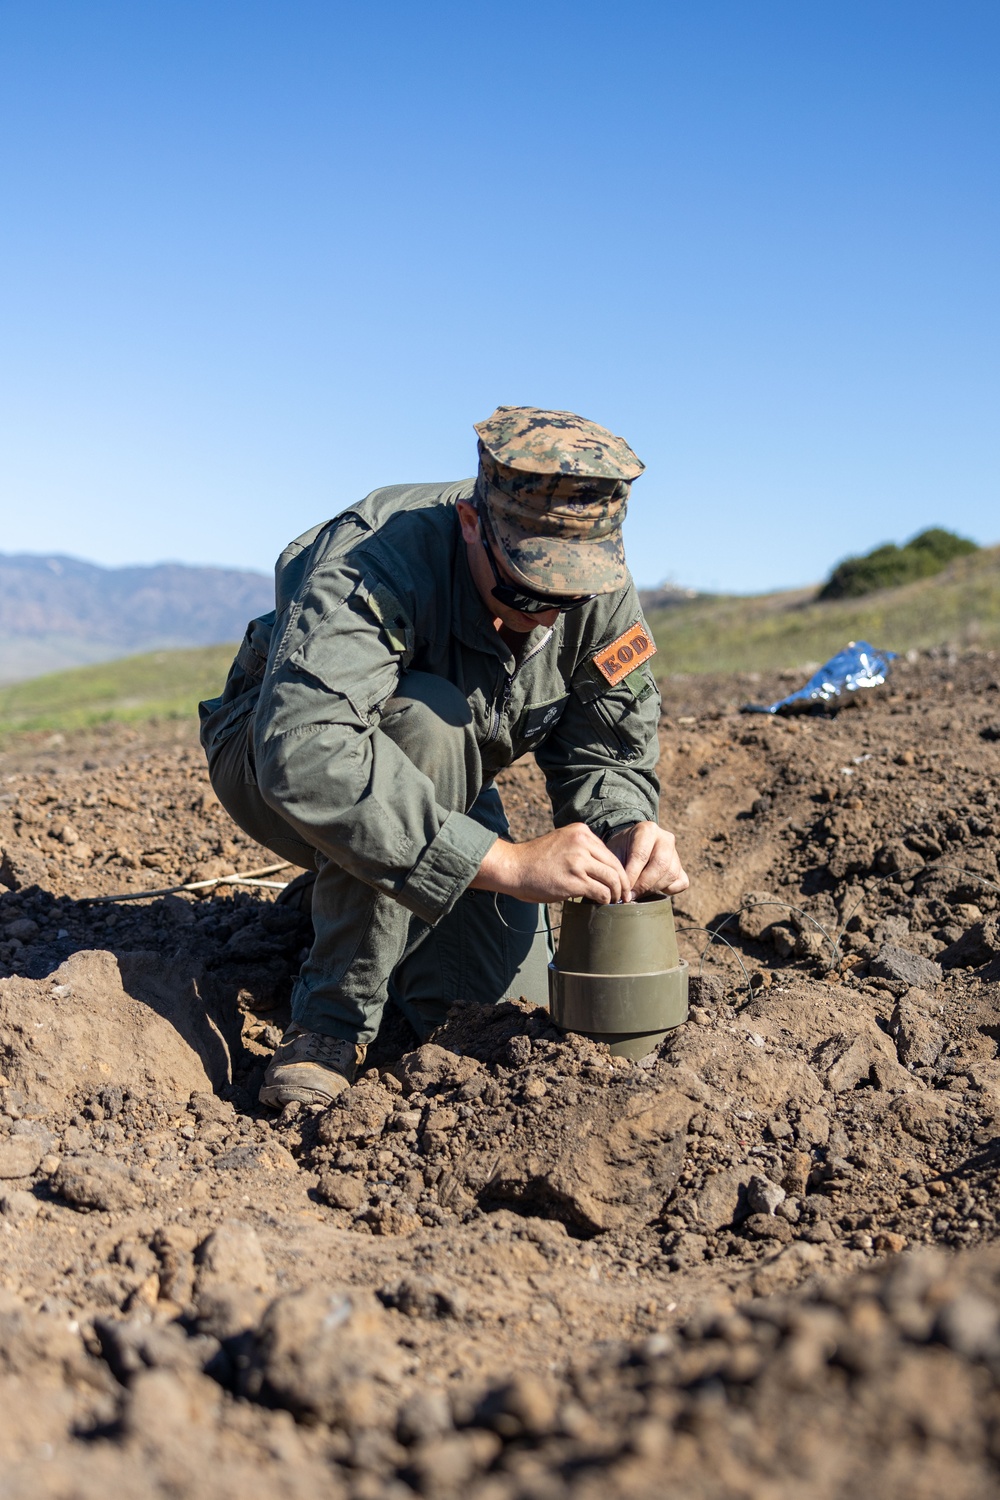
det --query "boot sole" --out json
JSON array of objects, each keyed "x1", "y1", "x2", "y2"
[{"x1": 259, "y1": 1081, "x2": 338, "y2": 1108}]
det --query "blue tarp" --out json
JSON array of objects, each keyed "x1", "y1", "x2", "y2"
[{"x1": 742, "y1": 640, "x2": 896, "y2": 715}]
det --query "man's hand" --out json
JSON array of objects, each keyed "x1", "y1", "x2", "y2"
[
  {"x1": 470, "y1": 823, "x2": 632, "y2": 905},
  {"x1": 605, "y1": 821, "x2": 689, "y2": 899}
]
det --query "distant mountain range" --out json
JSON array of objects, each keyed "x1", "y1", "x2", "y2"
[
  {"x1": 0, "y1": 550, "x2": 710, "y2": 687},
  {"x1": 0, "y1": 554, "x2": 274, "y2": 683}
]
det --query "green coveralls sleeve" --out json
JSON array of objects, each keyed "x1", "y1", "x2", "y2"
[{"x1": 252, "y1": 555, "x2": 497, "y2": 928}]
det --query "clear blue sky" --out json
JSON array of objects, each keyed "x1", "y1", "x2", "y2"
[{"x1": 1, "y1": 1, "x2": 997, "y2": 593}]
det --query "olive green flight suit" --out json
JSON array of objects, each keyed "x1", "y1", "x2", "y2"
[{"x1": 199, "y1": 480, "x2": 661, "y2": 1044}]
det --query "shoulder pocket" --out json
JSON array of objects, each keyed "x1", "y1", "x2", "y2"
[
  {"x1": 355, "y1": 575, "x2": 415, "y2": 663},
  {"x1": 284, "y1": 574, "x2": 409, "y2": 718},
  {"x1": 572, "y1": 660, "x2": 656, "y2": 763}
]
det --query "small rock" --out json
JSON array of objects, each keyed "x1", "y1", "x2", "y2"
[
  {"x1": 801, "y1": 1220, "x2": 837, "y2": 1244},
  {"x1": 315, "y1": 1170, "x2": 365, "y2": 1211},
  {"x1": 242, "y1": 1287, "x2": 402, "y2": 1427},
  {"x1": 0, "y1": 1188, "x2": 40, "y2": 1222},
  {"x1": 746, "y1": 1174, "x2": 786, "y2": 1216},
  {"x1": 195, "y1": 1221, "x2": 272, "y2": 1294},
  {"x1": 317, "y1": 1082, "x2": 394, "y2": 1143},
  {"x1": 475, "y1": 1373, "x2": 559, "y2": 1437},
  {"x1": 795, "y1": 930, "x2": 829, "y2": 963},
  {"x1": 939, "y1": 917, "x2": 1000, "y2": 970},
  {"x1": 690, "y1": 1167, "x2": 749, "y2": 1231},
  {"x1": 0, "y1": 1135, "x2": 45, "y2": 1179},
  {"x1": 873, "y1": 1231, "x2": 907, "y2": 1255},
  {"x1": 688, "y1": 974, "x2": 726, "y2": 1006},
  {"x1": 380, "y1": 1275, "x2": 466, "y2": 1320},
  {"x1": 407, "y1": 1431, "x2": 502, "y2": 1491},
  {"x1": 2, "y1": 919, "x2": 39, "y2": 942},
  {"x1": 397, "y1": 1389, "x2": 453, "y2": 1445},
  {"x1": 367, "y1": 1204, "x2": 420, "y2": 1237},
  {"x1": 53, "y1": 1155, "x2": 143, "y2": 1212},
  {"x1": 738, "y1": 896, "x2": 780, "y2": 941},
  {"x1": 814, "y1": 1032, "x2": 912, "y2": 1093},
  {"x1": 935, "y1": 1293, "x2": 1000, "y2": 1358},
  {"x1": 869, "y1": 945, "x2": 942, "y2": 988},
  {"x1": 890, "y1": 990, "x2": 945, "y2": 1068},
  {"x1": 743, "y1": 1212, "x2": 793, "y2": 1243},
  {"x1": 771, "y1": 924, "x2": 797, "y2": 959},
  {"x1": 782, "y1": 1153, "x2": 812, "y2": 1196},
  {"x1": 394, "y1": 1043, "x2": 482, "y2": 1094},
  {"x1": 504, "y1": 1035, "x2": 532, "y2": 1068}
]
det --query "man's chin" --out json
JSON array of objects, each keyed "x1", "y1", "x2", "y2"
[{"x1": 514, "y1": 609, "x2": 559, "y2": 631}]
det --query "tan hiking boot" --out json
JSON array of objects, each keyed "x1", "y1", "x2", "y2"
[{"x1": 259, "y1": 1027, "x2": 366, "y2": 1108}]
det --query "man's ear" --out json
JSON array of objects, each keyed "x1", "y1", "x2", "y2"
[{"x1": 455, "y1": 499, "x2": 481, "y2": 545}]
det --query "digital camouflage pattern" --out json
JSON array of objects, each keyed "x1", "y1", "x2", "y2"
[
  {"x1": 474, "y1": 406, "x2": 645, "y2": 490},
  {"x1": 473, "y1": 406, "x2": 645, "y2": 596}
]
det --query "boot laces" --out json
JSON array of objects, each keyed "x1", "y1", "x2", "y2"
[{"x1": 298, "y1": 1031, "x2": 356, "y2": 1068}]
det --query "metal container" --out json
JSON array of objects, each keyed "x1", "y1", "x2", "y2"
[{"x1": 548, "y1": 893, "x2": 688, "y2": 1060}]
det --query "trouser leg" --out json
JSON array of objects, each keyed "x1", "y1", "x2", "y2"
[
  {"x1": 386, "y1": 777, "x2": 551, "y2": 1036},
  {"x1": 207, "y1": 670, "x2": 549, "y2": 1046},
  {"x1": 204, "y1": 716, "x2": 318, "y2": 872},
  {"x1": 390, "y1": 886, "x2": 552, "y2": 1039}
]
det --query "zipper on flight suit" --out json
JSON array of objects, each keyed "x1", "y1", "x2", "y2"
[
  {"x1": 589, "y1": 693, "x2": 640, "y2": 762},
  {"x1": 485, "y1": 627, "x2": 554, "y2": 744}
]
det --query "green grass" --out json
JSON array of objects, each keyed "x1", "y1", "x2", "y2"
[
  {"x1": 0, "y1": 644, "x2": 237, "y2": 742},
  {"x1": 2, "y1": 542, "x2": 999, "y2": 741},
  {"x1": 645, "y1": 544, "x2": 1000, "y2": 677}
]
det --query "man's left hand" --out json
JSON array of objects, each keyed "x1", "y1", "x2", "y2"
[{"x1": 605, "y1": 822, "x2": 689, "y2": 900}]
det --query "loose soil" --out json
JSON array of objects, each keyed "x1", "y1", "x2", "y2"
[{"x1": 0, "y1": 649, "x2": 999, "y2": 1498}]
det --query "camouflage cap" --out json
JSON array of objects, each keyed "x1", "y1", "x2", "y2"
[{"x1": 473, "y1": 406, "x2": 644, "y2": 596}]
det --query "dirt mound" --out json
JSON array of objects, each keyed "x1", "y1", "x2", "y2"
[
  {"x1": 0, "y1": 648, "x2": 998, "y2": 1494},
  {"x1": 0, "y1": 949, "x2": 235, "y2": 1113}
]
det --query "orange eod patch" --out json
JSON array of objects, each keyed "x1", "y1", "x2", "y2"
[{"x1": 591, "y1": 623, "x2": 657, "y2": 683}]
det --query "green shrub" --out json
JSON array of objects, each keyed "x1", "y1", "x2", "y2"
[{"x1": 818, "y1": 527, "x2": 978, "y2": 600}]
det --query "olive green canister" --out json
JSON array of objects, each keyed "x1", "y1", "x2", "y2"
[{"x1": 548, "y1": 893, "x2": 688, "y2": 1060}]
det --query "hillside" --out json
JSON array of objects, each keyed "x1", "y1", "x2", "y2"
[
  {"x1": 0, "y1": 553, "x2": 272, "y2": 683},
  {"x1": 1, "y1": 545, "x2": 998, "y2": 744},
  {"x1": 0, "y1": 644, "x2": 237, "y2": 742},
  {"x1": 645, "y1": 541, "x2": 1000, "y2": 677}
]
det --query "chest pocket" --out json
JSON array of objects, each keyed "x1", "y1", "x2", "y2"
[{"x1": 518, "y1": 696, "x2": 569, "y2": 746}]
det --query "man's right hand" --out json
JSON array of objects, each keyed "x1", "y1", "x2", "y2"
[{"x1": 470, "y1": 824, "x2": 632, "y2": 905}]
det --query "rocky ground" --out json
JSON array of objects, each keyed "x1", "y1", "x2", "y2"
[{"x1": 0, "y1": 648, "x2": 999, "y2": 1498}]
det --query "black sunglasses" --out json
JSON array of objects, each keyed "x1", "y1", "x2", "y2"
[{"x1": 478, "y1": 512, "x2": 595, "y2": 615}]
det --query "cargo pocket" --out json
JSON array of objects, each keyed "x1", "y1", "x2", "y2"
[{"x1": 572, "y1": 667, "x2": 646, "y2": 763}]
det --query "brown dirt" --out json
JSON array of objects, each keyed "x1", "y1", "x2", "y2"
[{"x1": 0, "y1": 648, "x2": 999, "y2": 1498}]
